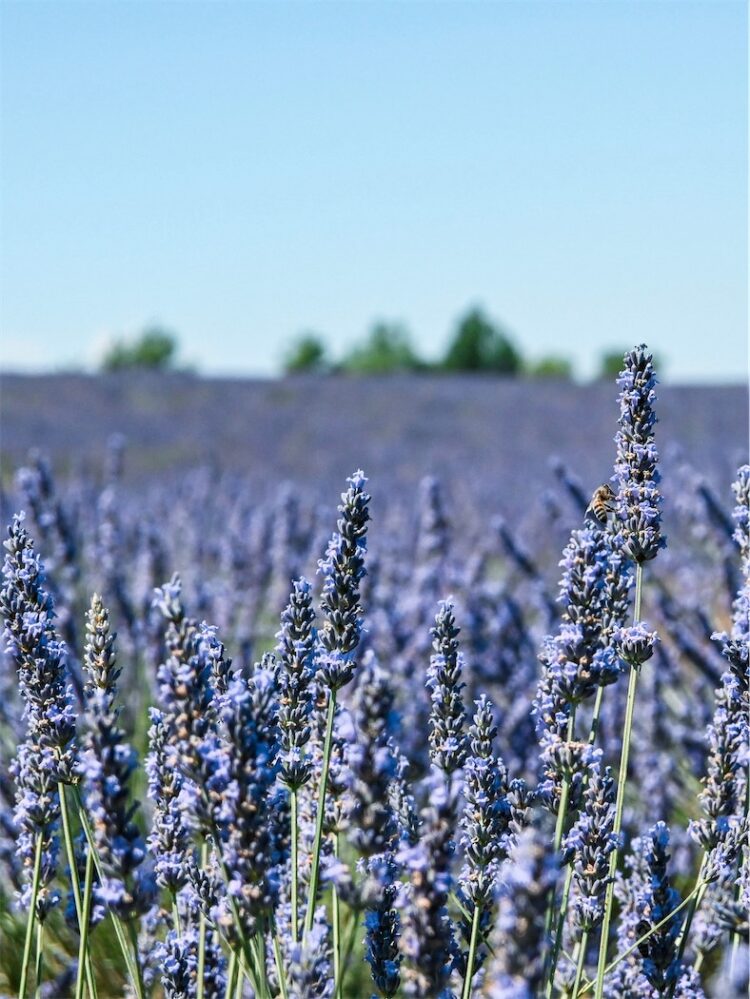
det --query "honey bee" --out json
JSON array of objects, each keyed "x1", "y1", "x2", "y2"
[{"x1": 585, "y1": 483, "x2": 616, "y2": 525}]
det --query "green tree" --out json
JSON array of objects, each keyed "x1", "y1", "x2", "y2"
[
  {"x1": 527, "y1": 355, "x2": 573, "y2": 379},
  {"x1": 103, "y1": 326, "x2": 178, "y2": 371},
  {"x1": 341, "y1": 322, "x2": 424, "y2": 374},
  {"x1": 442, "y1": 308, "x2": 521, "y2": 374},
  {"x1": 284, "y1": 333, "x2": 329, "y2": 374}
]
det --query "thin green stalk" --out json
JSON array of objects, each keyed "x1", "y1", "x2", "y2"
[
  {"x1": 225, "y1": 951, "x2": 238, "y2": 999},
  {"x1": 461, "y1": 904, "x2": 482, "y2": 999},
  {"x1": 19, "y1": 832, "x2": 43, "y2": 999},
  {"x1": 572, "y1": 930, "x2": 589, "y2": 997},
  {"x1": 593, "y1": 563, "x2": 643, "y2": 999},
  {"x1": 547, "y1": 864, "x2": 575, "y2": 997},
  {"x1": 73, "y1": 788, "x2": 145, "y2": 999},
  {"x1": 33, "y1": 919, "x2": 44, "y2": 999},
  {"x1": 665, "y1": 853, "x2": 709, "y2": 999},
  {"x1": 290, "y1": 789, "x2": 299, "y2": 942},
  {"x1": 577, "y1": 874, "x2": 706, "y2": 996},
  {"x1": 197, "y1": 840, "x2": 209, "y2": 999},
  {"x1": 75, "y1": 846, "x2": 96, "y2": 999},
  {"x1": 340, "y1": 910, "x2": 360, "y2": 980},
  {"x1": 272, "y1": 932, "x2": 289, "y2": 999},
  {"x1": 588, "y1": 685, "x2": 605, "y2": 747},
  {"x1": 547, "y1": 684, "x2": 607, "y2": 997},
  {"x1": 304, "y1": 690, "x2": 337, "y2": 937},
  {"x1": 544, "y1": 707, "x2": 577, "y2": 994},
  {"x1": 59, "y1": 783, "x2": 98, "y2": 999},
  {"x1": 332, "y1": 835, "x2": 342, "y2": 998},
  {"x1": 255, "y1": 922, "x2": 270, "y2": 999},
  {"x1": 171, "y1": 890, "x2": 182, "y2": 935}
]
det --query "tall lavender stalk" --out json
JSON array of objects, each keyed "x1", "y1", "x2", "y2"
[
  {"x1": 304, "y1": 472, "x2": 369, "y2": 939},
  {"x1": 594, "y1": 345, "x2": 665, "y2": 999},
  {"x1": 1, "y1": 514, "x2": 79, "y2": 997},
  {"x1": 277, "y1": 577, "x2": 316, "y2": 942}
]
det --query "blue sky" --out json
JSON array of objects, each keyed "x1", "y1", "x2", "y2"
[{"x1": 1, "y1": 0, "x2": 747, "y2": 381}]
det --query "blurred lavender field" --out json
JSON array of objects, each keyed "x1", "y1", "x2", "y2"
[{"x1": 1, "y1": 373, "x2": 746, "y2": 521}]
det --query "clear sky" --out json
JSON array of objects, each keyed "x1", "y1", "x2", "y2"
[{"x1": 1, "y1": 0, "x2": 747, "y2": 382}]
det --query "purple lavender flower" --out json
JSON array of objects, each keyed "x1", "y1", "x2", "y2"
[
  {"x1": 145, "y1": 708, "x2": 192, "y2": 893},
  {"x1": 612, "y1": 345, "x2": 665, "y2": 563},
  {"x1": 632, "y1": 822, "x2": 684, "y2": 993},
  {"x1": 347, "y1": 653, "x2": 399, "y2": 857},
  {"x1": 1, "y1": 514, "x2": 78, "y2": 918},
  {"x1": 80, "y1": 594, "x2": 148, "y2": 918},
  {"x1": 397, "y1": 772, "x2": 457, "y2": 999},
  {"x1": 363, "y1": 854, "x2": 402, "y2": 998},
  {"x1": 317, "y1": 471, "x2": 370, "y2": 690},
  {"x1": 427, "y1": 601, "x2": 467, "y2": 777},
  {"x1": 562, "y1": 758, "x2": 618, "y2": 933},
  {"x1": 459, "y1": 696, "x2": 513, "y2": 912},
  {"x1": 276, "y1": 577, "x2": 316, "y2": 791}
]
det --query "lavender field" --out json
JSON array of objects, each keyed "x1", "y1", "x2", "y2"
[{"x1": 0, "y1": 352, "x2": 747, "y2": 999}]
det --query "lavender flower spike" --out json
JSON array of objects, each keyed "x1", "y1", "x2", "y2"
[
  {"x1": 80, "y1": 594, "x2": 148, "y2": 918},
  {"x1": 277, "y1": 577, "x2": 316, "y2": 791},
  {"x1": 427, "y1": 601, "x2": 467, "y2": 777},
  {"x1": 612, "y1": 344, "x2": 666, "y2": 563},
  {"x1": 317, "y1": 470, "x2": 370, "y2": 690},
  {"x1": 1, "y1": 514, "x2": 77, "y2": 921}
]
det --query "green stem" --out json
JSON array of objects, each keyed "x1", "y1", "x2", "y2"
[
  {"x1": 593, "y1": 563, "x2": 643, "y2": 999},
  {"x1": 545, "y1": 707, "x2": 577, "y2": 994},
  {"x1": 462, "y1": 904, "x2": 482, "y2": 999},
  {"x1": 304, "y1": 690, "x2": 337, "y2": 937},
  {"x1": 33, "y1": 919, "x2": 44, "y2": 999},
  {"x1": 225, "y1": 951, "x2": 238, "y2": 999},
  {"x1": 332, "y1": 835, "x2": 342, "y2": 998},
  {"x1": 171, "y1": 890, "x2": 182, "y2": 935},
  {"x1": 547, "y1": 864, "x2": 575, "y2": 997},
  {"x1": 572, "y1": 930, "x2": 589, "y2": 997},
  {"x1": 75, "y1": 846, "x2": 96, "y2": 999},
  {"x1": 73, "y1": 788, "x2": 145, "y2": 999},
  {"x1": 19, "y1": 832, "x2": 43, "y2": 999},
  {"x1": 290, "y1": 789, "x2": 299, "y2": 942},
  {"x1": 197, "y1": 841, "x2": 209, "y2": 999},
  {"x1": 59, "y1": 784, "x2": 98, "y2": 999},
  {"x1": 577, "y1": 875, "x2": 706, "y2": 996},
  {"x1": 340, "y1": 910, "x2": 360, "y2": 980},
  {"x1": 272, "y1": 932, "x2": 289, "y2": 999},
  {"x1": 665, "y1": 853, "x2": 709, "y2": 998},
  {"x1": 588, "y1": 685, "x2": 605, "y2": 747}
]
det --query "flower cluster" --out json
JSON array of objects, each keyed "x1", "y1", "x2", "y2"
[{"x1": 612, "y1": 344, "x2": 665, "y2": 563}]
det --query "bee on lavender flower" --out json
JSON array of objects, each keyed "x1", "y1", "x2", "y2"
[{"x1": 585, "y1": 483, "x2": 615, "y2": 526}]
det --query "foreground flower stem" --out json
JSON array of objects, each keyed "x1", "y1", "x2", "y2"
[
  {"x1": 593, "y1": 563, "x2": 644, "y2": 999},
  {"x1": 19, "y1": 832, "x2": 43, "y2": 999},
  {"x1": 224, "y1": 951, "x2": 238, "y2": 999},
  {"x1": 577, "y1": 875, "x2": 707, "y2": 996},
  {"x1": 196, "y1": 841, "x2": 209, "y2": 999},
  {"x1": 461, "y1": 903, "x2": 482, "y2": 999},
  {"x1": 272, "y1": 929, "x2": 289, "y2": 999},
  {"x1": 75, "y1": 846, "x2": 96, "y2": 999},
  {"x1": 34, "y1": 920, "x2": 44, "y2": 999},
  {"x1": 304, "y1": 690, "x2": 337, "y2": 937},
  {"x1": 666, "y1": 851, "x2": 709, "y2": 998},
  {"x1": 290, "y1": 789, "x2": 300, "y2": 941},
  {"x1": 73, "y1": 788, "x2": 145, "y2": 999},
  {"x1": 545, "y1": 707, "x2": 577, "y2": 995},
  {"x1": 59, "y1": 782, "x2": 97, "y2": 998},
  {"x1": 333, "y1": 834, "x2": 342, "y2": 998},
  {"x1": 572, "y1": 930, "x2": 589, "y2": 997}
]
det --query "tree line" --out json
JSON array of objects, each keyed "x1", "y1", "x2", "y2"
[{"x1": 100, "y1": 314, "x2": 636, "y2": 380}]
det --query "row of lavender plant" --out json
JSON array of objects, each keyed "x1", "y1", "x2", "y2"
[{"x1": 0, "y1": 345, "x2": 746, "y2": 997}]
